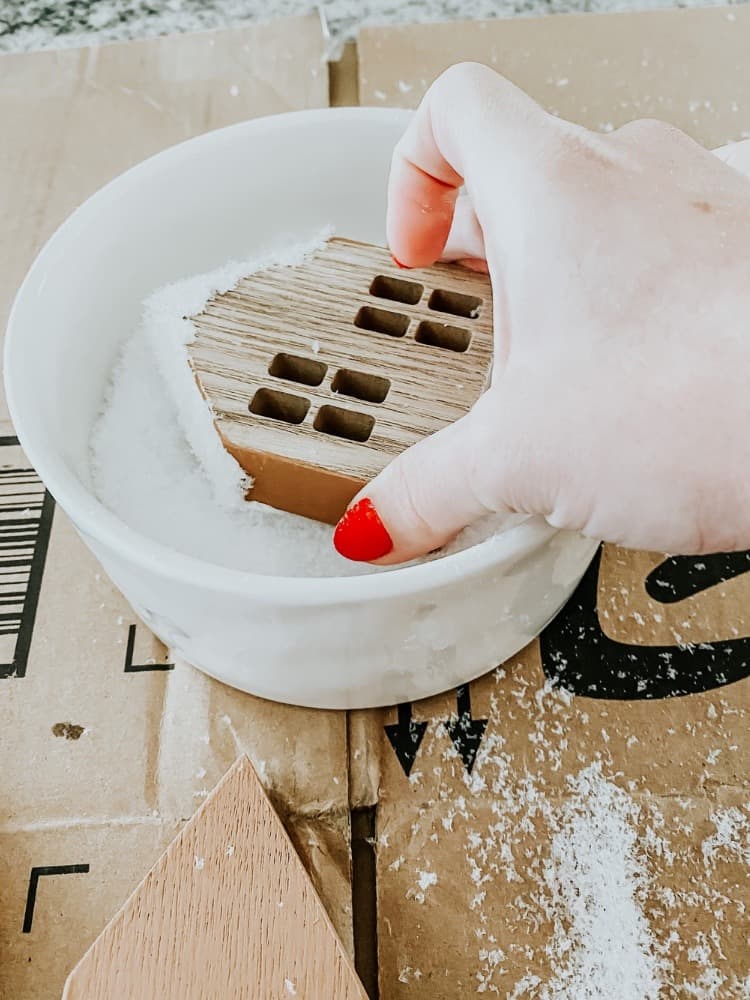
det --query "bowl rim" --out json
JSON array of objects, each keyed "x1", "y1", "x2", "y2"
[{"x1": 5, "y1": 105, "x2": 562, "y2": 604}]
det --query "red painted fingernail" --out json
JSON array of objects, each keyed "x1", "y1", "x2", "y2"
[
  {"x1": 391, "y1": 253, "x2": 411, "y2": 269},
  {"x1": 334, "y1": 498, "x2": 394, "y2": 562}
]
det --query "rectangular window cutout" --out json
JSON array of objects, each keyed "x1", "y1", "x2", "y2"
[
  {"x1": 415, "y1": 320, "x2": 472, "y2": 353},
  {"x1": 314, "y1": 405, "x2": 375, "y2": 443},
  {"x1": 249, "y1": 387, "x2": 309, "y2": 425},
  {"x1": 369, "y1": 274, "x2": 424, "y2": 306},
  {"x1": 332, "y1": 369, "x2": 391, "y2": 405},
  {"x1": 354, "y1": 306, "x2": 409, "y2": 338},
  {"x1": 428, "y1": 288, "x2": 482, "y2": 319},
  {"x1": 268, "y1": 353, "x2": 327, "y2": 387}
]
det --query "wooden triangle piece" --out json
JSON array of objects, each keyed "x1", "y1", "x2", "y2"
[{"x1": 63, "y1": 756, "x2": 367, "y2": 1000}]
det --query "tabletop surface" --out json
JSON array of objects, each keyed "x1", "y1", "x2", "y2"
[{"x1": 0, "y1": 0, "x2": 740, "y2": 52}]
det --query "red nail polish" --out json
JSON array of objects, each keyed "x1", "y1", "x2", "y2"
[
  {"x1": 391, "y1": 253, "x2": 411, "y2": 270},
  {"x1": 334, "y1": 498, "x2": 394, "y2": 562}
]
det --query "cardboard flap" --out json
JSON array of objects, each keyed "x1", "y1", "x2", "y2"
[{"x1": 359, "y1": 6, "x2": 750, "y2": 146}]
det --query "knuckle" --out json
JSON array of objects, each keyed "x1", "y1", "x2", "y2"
[
  {"x1": 617, "y1": 117, "x2": 666, "y2": 136},
  {"x1": 431, "y1": 62, "x2": 519, "y2": 125},
  {"x1": 435, "y1": 61, "x2": 496, "y2": 95},
  {"x1": 616, "y1": 117, "x2": 689, "y2": 147}
]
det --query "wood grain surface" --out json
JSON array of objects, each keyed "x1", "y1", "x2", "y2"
[
  {"x1": 63, "y1": 757, "x2": 366, "y2": 1000},
  {"x1": 190, "y1": 237, "x2": 493, "y2": 522}
]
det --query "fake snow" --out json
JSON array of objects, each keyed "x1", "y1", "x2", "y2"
[
  {"x1": 398, "y1": 966, "x2": 423, "y2": 983},
  {"x1": 391, "y1": 668, "x2": 749, "y2": 998},
  {"x1": 539, "y1": 766, "x2": 663, "y2": 999},
  {"x1": 702, "y1": 805, "x2": 750, "y2": 869},
  {"x1": 90, "y1": 231, "x2": 513, "y2": 577},
  {"x1": 90, "y1": 233, "x2": 355, "y2": 575},
  {"x1": 413, "y1": 868, "x2": 438, "y2": 902}
]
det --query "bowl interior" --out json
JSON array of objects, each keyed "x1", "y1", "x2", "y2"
[{"x1": 7, "y1": 109, "x2": 409, "y2": 516}]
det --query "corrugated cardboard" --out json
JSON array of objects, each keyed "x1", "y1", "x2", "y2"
[
  {"x1": 2, "y1": 7, "x2": 750, "y2": 999},
  {"x1": 357, "y1": 9, "x2": 750, "y2": 997},
  {"x1": 0, "y1": 19, "x2": 356, "y2": 1000},
  {"x1": 366, "y1": 576, "x2": 749, "y2": 995},
  {"x1": 359, "y1": 6, "x2": 750, "y2": 145}
]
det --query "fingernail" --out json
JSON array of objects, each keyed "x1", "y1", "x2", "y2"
[
  {"x1": 334, "y1": 498, "x2": 394, "y2": 562},
  {"x1": 391, "y1": 253, "x2": 411, "y2": 270}
]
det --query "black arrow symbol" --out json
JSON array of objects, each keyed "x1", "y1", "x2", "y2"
[
  {"x1": 385, "y1": 702, "x2": 427, "y2": 777},
  {"x1": 446, "y1": 684, "x2": 487, "y2": 774}
]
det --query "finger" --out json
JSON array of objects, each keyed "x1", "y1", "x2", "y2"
[
  {"x1": 713, "y1": 138, "x2": 750, "y2": 176},
  {"x1": 334, "y1": 393, "x2": 520, "y2": 564},
  {"x1": 386, "y1": 62, "x2": 546, "y2": 268}
]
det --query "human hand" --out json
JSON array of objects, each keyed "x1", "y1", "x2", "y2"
[{"x1": 333, "y1": 63, "x2": 750, "y2": 564}]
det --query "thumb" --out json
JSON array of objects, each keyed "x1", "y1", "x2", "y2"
[{"x1": 333, "y1": 393, "x2": 515, "y2": 564}]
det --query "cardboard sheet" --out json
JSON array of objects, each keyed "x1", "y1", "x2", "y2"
[
  {"x1": 365, "y1": 562, "x2": 749, "y2": 996},
  {"x1": 359, "y1": 5, "x2": 750, "y2": 146},
  {"x1": 357, "y1": 9, "x2": 750, "y2": 997},
  {"x1": 2, "y1": 7, "x2": 750, "y2": 999},
  {"x1": 0, "y1": 19, "x2": 354, "y2": 1000}
]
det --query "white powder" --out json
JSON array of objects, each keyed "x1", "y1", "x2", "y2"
[
  {"x1": 702, "y1": 806, "x2": 750, "y2": 869},
  {"x1": 407, "y1": 867, "x2": 438, "y2": 904},
  {"x1": 417, "y1": 868, "x2": 437, "y2": 892},
  {"x1": 142, "y1": 231, "x2": 331, "y2": 509},
  {"x1": 90, "y1": 233, "x2": 513, "y2": 577},
  {"x1": 539, "y1": 765, "x2": 664, "y2": 1000},
  {"x1": 91, "y1": 314, "x2": 351, "y2": 576}
]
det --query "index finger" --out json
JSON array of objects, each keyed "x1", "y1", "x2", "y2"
[{"x1": 386, "y1": 63, "x2": 544, "y2": 267}]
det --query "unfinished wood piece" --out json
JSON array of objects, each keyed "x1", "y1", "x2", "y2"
[
  {"x1": 189, "y1": 237, "x2": 494, "y2": 523},
  {"x1": 62, "y1": 757, "x2": 367, "y2": 1000}
]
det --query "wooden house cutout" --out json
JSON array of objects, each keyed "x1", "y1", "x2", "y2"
[
  {"x1": 189, "y1": 238, "x2": 494, "y2": 524},
  {"x1": 63, "y1": 757, "x2": 366, "y2": 1000}
]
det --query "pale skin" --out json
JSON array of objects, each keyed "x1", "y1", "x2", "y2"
[{"x1": 349, "y1": 63, "x2": 750, "y2": 564}]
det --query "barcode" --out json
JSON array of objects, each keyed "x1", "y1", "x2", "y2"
[{"x1": 0, "y1": 438, "x2": 54, "y2": 679}]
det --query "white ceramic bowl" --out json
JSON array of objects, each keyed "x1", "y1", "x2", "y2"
[{"x1": 5, "y1": 108, "x2": 597, "y2": 709}]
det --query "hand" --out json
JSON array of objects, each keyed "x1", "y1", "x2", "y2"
[{"x1": 333, "y1": 63, "x2": 750, "y2": 564}]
